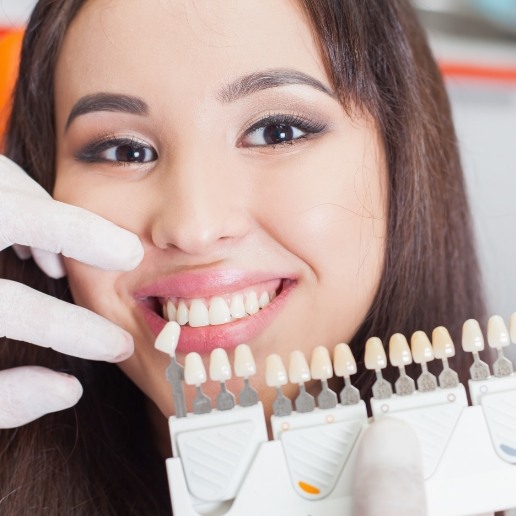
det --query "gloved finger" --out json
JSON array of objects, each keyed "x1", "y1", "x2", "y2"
[
  {"x1": 31, "y1": 247, "x2": 66, "y2": 279},
  {"x1": 352, "y1": 418, "x2": 427, "y2": 516},
  {"x1": 0, "y1": 279, "x2": 134, "y2": 362},
  {"x1": 12, "y1": 243, "x2": 32, "y2": 260},
  {"x1": 0, "y1": 156, "x2": 144, "y2": 271},
  {"x1": 0, "y1": 366, "x2": 83, "y2": 429}
]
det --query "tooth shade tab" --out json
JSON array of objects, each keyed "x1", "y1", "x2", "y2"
[
  {"x1": 310, "y1": 346, "x2": 334, "y2": 380},
  {"x1": 432, "y1": 327, "x2": 455, "y2": 359},
  {"x1": 289, "y1": 351, "x2": 311, "y2": 384},
  {"x1": 510, "y1": 312, "x2": 516, "y2": 343},
  {"x1": 462, "y1": 319, "x2": 485, "y2": 352},
  {"x1": 154, "y1": 321, "x2": 181, "y2": 356},
  {"x1": 209, "y1": 348, "x2": 232, "y2": 382},
  {"x1": 389, "y1": 334, "x2": 412, "y2": 367},
  {"x1": 266, "y1": 354, "x2": 288, "y2": 388},
  {"x1": 184, "y1": 352, "x2": 207, "y2": 386},
  {"x1": 487, "y1": 315, "x2": 511, "y2": 349},
  {"x1": 365, "y1": 337, "x2": 387, "y2": 370},
  {"x1": 234, "y1": 344, "x2": 256, "y2": 378},
  {"x1": 333, "y1": 343, "x2": 357, "y2": 377},
  {"x1": 410, "y1": 331, "x2": 434, "y2": 364}
]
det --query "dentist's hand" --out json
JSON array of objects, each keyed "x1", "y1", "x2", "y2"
[
  {"x1": 0, "y1": 155, "x2": 144, "y2": 429},
  {"x1": 352, "y1": 418, "x2": 427, "y2": 515}
]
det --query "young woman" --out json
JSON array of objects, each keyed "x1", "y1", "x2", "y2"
[{"x1": 0, "y1": 0, "x2": 484, "y2": 513}]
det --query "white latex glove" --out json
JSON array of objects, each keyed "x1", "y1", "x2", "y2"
[
  {"x1": 352, "y1": 418, "x2": 427, "y2": 516},
  {"x1": 0, "y1": 155, "x2": 144, "y2": 428}
]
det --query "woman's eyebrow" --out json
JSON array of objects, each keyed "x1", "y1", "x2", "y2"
[
  {"x1": 65, "y1": 93, "x2": 148, "y2": 131},
  {"x1": 217, "y1": 68, "x2": 335, "y2": 103}
]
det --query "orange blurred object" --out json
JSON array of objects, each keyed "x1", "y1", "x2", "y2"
[{"x1": 0, "y1": 28, "x2": 24, "y2": 146}]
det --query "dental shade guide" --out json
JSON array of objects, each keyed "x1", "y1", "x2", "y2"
[{"x1": 155, "y1": 314, "x2": 516, "y2": 515}]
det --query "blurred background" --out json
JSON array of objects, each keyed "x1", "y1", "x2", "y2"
[{"x1": 0, "y1": 0, "x2": 515, "y2": 324}]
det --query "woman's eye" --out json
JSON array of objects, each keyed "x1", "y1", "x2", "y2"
[
  {"x1": 245, "y1": 123, "x2": 307, "y2": 146},
  {"x1": 240, "y1": 115, "x2": 326, "y2": 148},
  {"x1": 75, "y1": 138, "x2": 158, "y2": 165},
  {"x1": 101, "y1": 143, "x2": 157, "y2": 163}
]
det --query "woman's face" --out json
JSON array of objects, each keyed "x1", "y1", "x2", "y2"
[{"x1": 53, "y1": 0, "x2": 387, "y2": 422}]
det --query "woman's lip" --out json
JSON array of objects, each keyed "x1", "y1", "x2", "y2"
[
  {"x1": 134, "y1": 269, "x2": 291, "y2": 300},
  {"x1": 138, "y1": 279, "x2": 295, "y2": 354}
]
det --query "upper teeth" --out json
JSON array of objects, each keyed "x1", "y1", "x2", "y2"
[{"x1": 162, "y1": 290, "x2": 275, "y2": 327}]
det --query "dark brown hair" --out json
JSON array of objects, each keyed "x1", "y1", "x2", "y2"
[{"x1": 0, "y1": 0, "x2": 484, "y2": 513}]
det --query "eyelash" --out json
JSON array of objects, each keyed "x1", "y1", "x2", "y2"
[{"x1": 74, "y1": 113, "x2": 326, "y2": 165}]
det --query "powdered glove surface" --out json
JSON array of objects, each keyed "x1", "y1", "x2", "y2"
[
  {"x1": 352, "y1": 418, "x2": 427, "y2": 516},
  {"x1": 0, "y1": 155, "x2": 144, "y2": 428}
]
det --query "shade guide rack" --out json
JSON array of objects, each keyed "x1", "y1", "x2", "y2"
[{"x1": 155, "y1": 314, "x2": 516, "y2": 516}]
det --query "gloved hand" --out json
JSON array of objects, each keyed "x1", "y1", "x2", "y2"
[
  {"x1": 352, "y1": 417, "x2": 427, "y2": 515},
  {"x1": 0, "y1": 155, "x2": 144, "y2": 429}
]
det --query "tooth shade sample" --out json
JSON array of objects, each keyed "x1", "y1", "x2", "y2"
[
  {"x1": 234, "y1": 344, "x2": 256, "y2": 378},
  {"x1": 333, "y1": 343, "x2": 357, "y2": 377},
  {"x1": 230, "y1": 294, "x2": 246, "y2": 318},
  {"x1": 258, "y1": 292, "x2": 270, "y2": 308},
  {"x1": 410, "y1": 331, "x2": 434, "y2": 364},
  {"x1": 310, "y1": 346, "x2": 334, "y2": 380},
  {"x1": 154, "y1": 321, "x2": 181, "y2": 356},
  {"x1": 184, "y1": 352, "x2": 207, "y2": 385},
  {"x1": 245, "y1": 292, "x2": 259, "y2": 315},
  {"x1": 389, "y1": 334, "x2": 412, "y2": 367},
  {"x1": 510, "y1": 312, "x2": 516, "y2": 343},
  {"x1": 462, "y1": 319, "x2": 485, "y2": 352},
  {"x1": 208, "y1": 297, "x2": 231, "y2": 326},
  {"x1": 266, "y1": 354, "x2": 288, "y2": 387},
  {"x1": 176, "y1": 300, "x2": 189, "y2": 325},
  {"x1": 487, "y1": 315, "x2": 511, "y2": 349},
  {"x1": 189, "y1": 299, "x2": 210, "y2": 327},
  {"x1": 209, "y1": 348, "x2": 232, "y2": 382},
  {"x1": 289, "y1": 350, "x2": 311, "y2": 384},
  {"x1": 432, "y1": 327, "x2": 455, "y2": 358},
  {"x1": 365, "y1": 337, "x2": 387, "y2": 370},
  {"x1": 166, "y1": 300, "x2": 177, "y2": 322}
]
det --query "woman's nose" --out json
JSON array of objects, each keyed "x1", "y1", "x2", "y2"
[{"x1": 150, "y1": 158, "x2": 251, "y2": 256}]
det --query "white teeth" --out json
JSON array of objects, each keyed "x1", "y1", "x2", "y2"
[
  {"x1": 265, "y1": 354, "x2": 288, "y2": 387},
  {"x1": 184, "y1": 352, "x2": 207, "y2": 385},
  {"x1": 245, "y1": 292, "x2": 259, "y2": 315},
  {"x1": 209, "y1": 348, "x2": 232, "y2": 382},
  {"x1": 208, "y1": 297, "x2": 231, "y2": 326},
  {"x1": 189, "y1": 299, "x2": 209, "y2": 328},
  {"x1": 166, "y1": 300, "x2": 177, "y2": 322},
  {"x1": 333, "y1": 343, "x2": 357, "y2": 377},
  {"x1": 365, "y1": 337, "x2": 387, "y2": 370},
  {"x1": 177, "y1": 300, "x2": 189, "y2": 326},
  {"x1": 389, "y1": 333, "x2": 412, "y2": 367},
  {"x1": 234, "y1": 344, "x2": 256, "y2": 378},
  {"x1": 162, "y1": 286, "x2": 278, "y2": 326},
  {"x1": 229, "y1": 294, "x2": 246, "y2": 319},
  {"x1": 259, "y1": 292, "x2": 270, "y2": 308},
  {"x1": 289, "y1": 350, "x2": 311, "y2": 384},
  {"x1": 310, "y1": 346, "x2": 333, "y2": 380}
]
